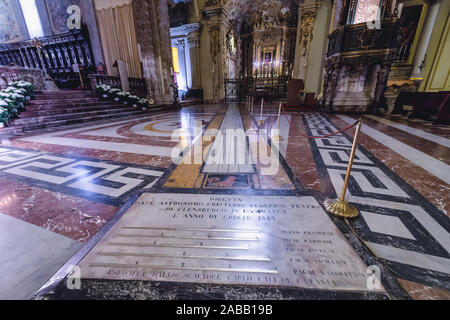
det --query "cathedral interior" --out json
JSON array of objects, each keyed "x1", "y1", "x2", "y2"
[{"x1": 0, "y1": 0, "x2": 449, "y2": 302}]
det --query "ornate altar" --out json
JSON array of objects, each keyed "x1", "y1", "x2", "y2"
[
  {"x1": 322, "y1": 0, "x2": 400, "y2": 113},
  {"x1": 223, "y1": 0, "x2": 298, "y2": 101}
]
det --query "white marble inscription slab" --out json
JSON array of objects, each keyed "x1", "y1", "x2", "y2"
[{"x1": 78, "y1": 193, "x2": 384, "y2": 292}]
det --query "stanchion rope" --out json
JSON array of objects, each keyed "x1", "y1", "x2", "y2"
[{"x1": 280, "y1": 105, "x2": 360, "y2": 139}]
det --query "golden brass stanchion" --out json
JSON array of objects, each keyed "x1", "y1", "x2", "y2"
[
  {"x1": 251, "y1": 96, "x2": 254, "y2": 114},
  {"x1": 324, "y1": 118, "x2": 362, "y2": 219},
  {"x1": 259, "y1": 98, "x2": 265, "y2": 126},
  {"x1": 272, "y1": 102, "x2": 283, "y2": 142}
]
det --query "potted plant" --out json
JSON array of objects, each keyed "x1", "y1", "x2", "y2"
[
  {"x1": 138, "y1": 98, "x2": 149, "y2": 110},
  {"x1": 96, "y1": 84, "x2": 112, "y2": 100},
  {"x1": 0, "y1": 102, "x2": 9, "y2": 128},
  {"x1": 116, "y1": 91, "x2": 129, "y2": 103},
  {"x1": 109, "y1": 88, "x2": 121, "y2": 102},
  {"x1": 127, "y1": 95, "x2": 139, "y2": 107},
  {"x1": 10, "y1": 81, "x2": 34, "y2": 99}
]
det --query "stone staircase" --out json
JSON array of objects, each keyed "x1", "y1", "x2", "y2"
[{"x1": 0, "y1": 90, "x2": 156, "y2": 139}]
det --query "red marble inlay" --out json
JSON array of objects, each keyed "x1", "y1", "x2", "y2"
[
  {"x1": 0, "y1": 177, "x2": 118, "y2": 242},
  {"x1": 362, "y1": 117, "x2": 450, "y2": 165}
]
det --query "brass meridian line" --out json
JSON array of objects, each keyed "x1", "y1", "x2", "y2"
[
  {"x1": 121, "y1": 227, "x2": 261, "y2": 234},
  {"x1": 89, "y1": 263, "x2": 279, "y2": 274},
  {"x1": 107, "y1": 243, "x2": 250, "y2": 250},
  {"x1": 116, "y1": 234, "x2": 259, "y2": 241},
  {"x1": 97, "y1": 252, "x2": 271, "y2": 262}
]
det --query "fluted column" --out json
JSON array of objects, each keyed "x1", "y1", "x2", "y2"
[
  {"x1": 188, "y1": 31, "x2": 201, "y2": 90},
  {"x1": 411, "y1": 0, "x2": 441, "y2": 79},
  {"x1": 176, "y1": 39, "x2": 188, "y2": 91}
]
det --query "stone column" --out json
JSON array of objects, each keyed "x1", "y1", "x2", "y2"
[
  {"x1": 170, "y1": 23, "x2": 202, "y2": 98},
  {"x1": 133, "y1": 0, "x2": 174, "y2": 104},
  {"x1": 411, "y1": 0, "x2": 441, "y2": 79},
  {"x1": 176, "y1": 39, "x2": 188, "y2": 91},
  {"x1": 202, "y1": 2, "x2": 229, "y2": 101},
  {"x1": 188, "y1": 30, "x2": 201, "y2": 91}
]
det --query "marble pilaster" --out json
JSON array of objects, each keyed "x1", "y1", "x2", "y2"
[
  {"x1": 292, "y1": 1, "x2": 320, "y2": 80},
  {"x1": 133, "y1": 0, "x2": 174, "y2": 104},
  {"x1": 410, "y1": 0, "x2": 441, "y2": 79},
  {"x1": 202, "y1": 2, "x2": 229, "y2": 101}
]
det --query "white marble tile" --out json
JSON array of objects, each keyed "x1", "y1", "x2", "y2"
[
  {"x1": 365, "y1": 242, "x2": 450, "y2": 274},
  {"x1": 361, "y1": 211, "x2": 416, "y2": 240},
  {"x1": 328, "y1": 167, "x2": 411, "y2": 199},
  {"x1": 337, "y1": 115, "x2": 450, "y2": 185},
  {"x1": 69, "y1": 167, "x2": 164, "y2": 197},
  {"x1": 0, "y1": 213, "x2": 82, "y2": 300},
  {"x1": 350, "y1": 197, "x2": 450, "y2": 253},
  {"x1": 204, "y1": 106, "x2": 254, "y2": 174}
]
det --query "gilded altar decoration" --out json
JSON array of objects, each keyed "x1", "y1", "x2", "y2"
[{"x1": 300, "y1": 6, "x2": 319, "y2": 51}]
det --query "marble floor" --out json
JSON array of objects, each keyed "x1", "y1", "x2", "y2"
[{"x1": 0, "y1": 103, "x2": 449, "y2": 300}]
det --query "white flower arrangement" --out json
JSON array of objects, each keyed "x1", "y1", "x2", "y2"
[
  {"x1": 10, "y1": 81, "x2": 32, "y2": 88},
  {"x1": 0, "y1": 80, "x2": 34, "y2": 126}
]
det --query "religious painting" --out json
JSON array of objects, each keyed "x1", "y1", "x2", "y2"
[
  {"x1": 398, "y1": 5, "x2": 424, "y2": 62},
  {"x1": 204, "y1": 174, "x2": 251, "y2": 189},
  {"x1": 0, "y1": 0, "x2": 22, "y2": 43},
  {"x1": 264, "y1": 52, "x2": 272, "y2": 63},
  {"x1": 353, "y1": 0, "x2": 381, "y2": 25},
  {"x1": 44, "y1": 0, "x2": 81, "y2": 34}
]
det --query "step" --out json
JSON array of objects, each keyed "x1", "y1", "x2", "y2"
[
  {"x1": 33, "y1": 92, "x2": 97, "y2": 100},
  {"x1": 34, "y1": 90, "x2": 94, "y2": 95},
  {"x1": 11, "y1": 110, "x2": 147, "y2": 132},
  {"x1": 25, "y1": 99, "x2": 115, "y2": 109},
  {"x1": 12, "y1": 107, "x2": 139, "y2": 125},
  {"x1": 29, "y1": 97, "x2": 100, "y2": 105},
  {"x1": 20, "y1": 104, "x2": 129, "y2": 117},
  {"x1": 23, "y1": 100, "x2": 121, "y2": 112},
  {"x1": 0, "y1": 107, "x2": 168, "y2": 138},
  {"x1": 33, "y1": 94, "x2": 98, "y2": 101}
]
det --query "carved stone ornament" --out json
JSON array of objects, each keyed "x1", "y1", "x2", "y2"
[
  {"x1": 170, "y1": 23, "x2": 202, "y2": 37},
  {"x1": 205, "y1": 0, "x2": 228, "y2": 8},
  {"x1": 300, "y1": 6, "x2": 319, "y2": 48},
  {"x1": 187, "y1": 33, "x2": 200, "y2": 48}
]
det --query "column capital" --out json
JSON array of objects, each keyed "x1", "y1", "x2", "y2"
[
  {"x1": 188, "y1": 33, "x2": 200, "y2": 48},
  {"x1": 170, "y1": 23, "x2": 202, "y2": 37},
  {"x1": 175, "y1": 38, "x2": 186, "y2": 50}
]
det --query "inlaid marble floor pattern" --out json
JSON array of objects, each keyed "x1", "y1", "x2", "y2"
[{"x1": 0, "y1": 104, "x2": 449, "y2": 300}]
